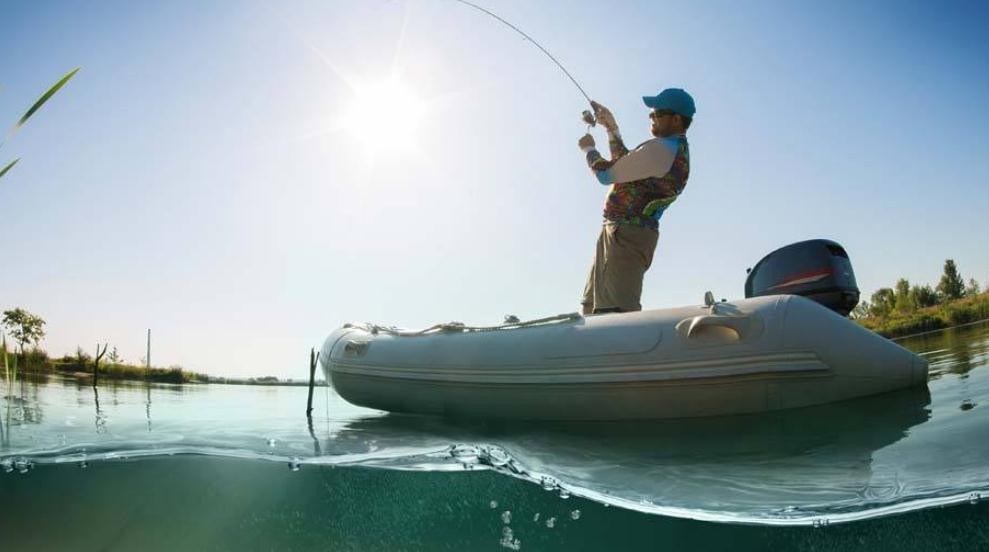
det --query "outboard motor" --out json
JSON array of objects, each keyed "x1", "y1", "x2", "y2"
[{"x1": 745, "y1": 239, "x2": 860, "y2": 316}]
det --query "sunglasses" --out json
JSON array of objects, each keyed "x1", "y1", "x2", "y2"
[{"x1": 649, "y1": 110, "x2": 676, "y2": 120}]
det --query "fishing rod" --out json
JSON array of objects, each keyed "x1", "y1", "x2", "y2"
[{"x1": 450, "y1": 0, "x2": 599, "y2": 127}]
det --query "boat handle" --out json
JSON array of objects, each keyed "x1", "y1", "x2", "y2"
[
  {"x1": 683, "y1": 315, "x2": 751, "y2": 339},
  {"x1": 343, "y1": 340, "x2": 369, "y2": 357}
]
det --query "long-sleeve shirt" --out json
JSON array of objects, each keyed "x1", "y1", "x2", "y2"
[{"x1": 583, "y1": 132, "x2": 690, "y2": 229}]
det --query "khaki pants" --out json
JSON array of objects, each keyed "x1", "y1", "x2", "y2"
[{"x1": 581, "y1": 222, "x2": 659, "y2": 314}]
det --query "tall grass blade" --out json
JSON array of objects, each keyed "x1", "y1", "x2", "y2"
[
  {"x1": 0, "y1": 158, "x2": 20, "y2": 180},
  {"x1": 15, "y1": 67, "x2": 80, "y2": 130},
  {"x1": 1, "y1": 67, "x2": 80, "y2": 149}
]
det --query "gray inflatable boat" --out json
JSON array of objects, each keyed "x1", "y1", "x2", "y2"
[{"x1": 320, "y1": 240, "x2": 928, "y2": 420}]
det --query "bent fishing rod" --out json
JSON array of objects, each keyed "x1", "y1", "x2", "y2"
[{"x1": 450, "y1": 0, "x2": 599, "y2": 128}]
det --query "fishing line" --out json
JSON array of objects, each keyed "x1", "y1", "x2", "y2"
[{"x1": 449, "y1": 0, "x2": 598, "y2": 126}]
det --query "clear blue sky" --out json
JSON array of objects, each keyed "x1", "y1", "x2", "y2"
[{"x1": 2, "y1": 0, "x2": 987, "y2": 378}]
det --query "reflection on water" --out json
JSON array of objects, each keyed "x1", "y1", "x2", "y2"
[
  {"x1": 330, "y1": 387, "x2": 933, "y2": 521},
  {"x1": 0, "y1": 321, "x2": 987, "y2": 526},
  {"x1": 900, "y1": 320, "x2": 989, "y2": 378}
]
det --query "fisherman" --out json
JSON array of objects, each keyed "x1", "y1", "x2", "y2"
[{"x1": 578, "y1": 88, "x2": 694, "y2": 314}]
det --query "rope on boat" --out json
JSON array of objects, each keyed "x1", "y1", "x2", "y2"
[{"x1": 344, "y1": 312, "x2": 582, "y2": 337}]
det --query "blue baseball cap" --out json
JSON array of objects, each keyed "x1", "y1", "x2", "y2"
[{"x1": 643, "y1": 88, "x2": 695, "y2": 118}]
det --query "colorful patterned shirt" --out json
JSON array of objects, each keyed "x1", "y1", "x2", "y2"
[{"x1": 585, "y1": 133, "x2": 690, "y2": 230}]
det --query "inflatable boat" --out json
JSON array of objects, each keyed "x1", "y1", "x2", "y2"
[{"x1": 320, "y1": 240, "x2": 928, "y2": 420}]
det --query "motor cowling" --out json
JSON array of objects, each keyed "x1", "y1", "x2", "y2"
[{"x1": 745, "y1": 239, "x2": 860, "y2": 316}]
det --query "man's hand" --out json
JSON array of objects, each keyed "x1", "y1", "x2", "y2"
[
  {"x1": 578, "y1": 133, "x2": 596, "y2": 150},
  {"x1": 590, "y1": 100, "x2": 618, "y2": 133}
]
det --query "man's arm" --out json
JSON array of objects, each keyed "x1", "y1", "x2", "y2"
[
  {"x1": 582, "y1": 138, "x2": 677, "y2": 186},
  {"x1": 585, "y1": 101, "x2": 629, "y2": 170},
  {"x1": 597, "y1": 139, "x2": 676, "y2": 185},
  {"x1": 580, "y1": 129, "x2": 628, "y2": 173}
]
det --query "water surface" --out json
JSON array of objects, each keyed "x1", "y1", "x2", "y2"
[{"x1": 2, "y1": 321, "x2": 988, "y2": 550}]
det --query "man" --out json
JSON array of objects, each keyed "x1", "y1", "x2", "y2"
[{"x1": 578, "y1": 88, "x2": 694, "y2": 314}]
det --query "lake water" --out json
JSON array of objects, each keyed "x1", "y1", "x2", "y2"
[{"x1": 2, "y1": 322, "x2": 988, "y2": 551}]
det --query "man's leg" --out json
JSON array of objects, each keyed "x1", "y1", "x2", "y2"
[
  {"x1": 581, "y1": 226, "x2": 607, "y2": 315},
  {"x1": 597, "y1": 223, "x2": 659, "y2": 312}
]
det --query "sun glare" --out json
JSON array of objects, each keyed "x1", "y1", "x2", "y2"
[{"x1": 341, "y1": 76, "x2": 426, "y2": 154}]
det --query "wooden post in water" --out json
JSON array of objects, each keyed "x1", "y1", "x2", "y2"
[
  {"x1": 146, "y1": 329, "x2": 151, "y2": 375},
  {"x1": 92, "y1": 343, "x2": 108, "y2": 388},
  {"x1": 306, "y1": 347, "x2": 319, "y2": 417}
]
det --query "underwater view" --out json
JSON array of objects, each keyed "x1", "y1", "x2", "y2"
[{"x1": 2, "y1": 321, "x2": 988, "y2": 551}]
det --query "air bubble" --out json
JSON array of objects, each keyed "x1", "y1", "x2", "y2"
[
  {"x1": 545, "y1": 516, "x2": 556, "y2": 529},
  {"x1": 267, "y1": 438, "x2": 277, "y2": 447},
  {"x1": 501, "y1": 510, "x2": 512, "y2": 524},
  {"x1": 450, "y1": 444, "x2": 479, "y2": 463},
  {"x1": 969, "y1": 493, "x2": 981, "y2": 505},
  {"x1": 960, "y1": 400, "x2": 975, "y2": 411},
  {"x1": 499, "y1": 526, "x2": 521, "y2": 550},
  {"x1": 1, "y1": 458, "x2": 13, "y2": 473},
  {"x1": 558, "y1": 488, "x2": 570, "y2": 499},
  {"x1": 14, "y1": 458, "x2": 31, "y2": 474},
  {"x1": 540, "y1": 476, "x2": 558, "y2": 491},
  {"x1": 480, "y1": 445, "x2": 511, "y2": 467},
  {"x1": 812, "y1": 518, "x2": 830, "y2": 528},
  {"x1": 79, "y1": 461, "x2": 88, "y2": 469},
  {"x1": 570, "y1": 509, "x2": 581, "y2": 520},
  {"x1": 533, "y1": 513, "x2": 540, "y2": 522},
  {"x1": 288, "y1": 458, "x2": 302, "y2": 472},
  {"x1": 489, "y1": 500, "x2": 499, "y2": 509}
]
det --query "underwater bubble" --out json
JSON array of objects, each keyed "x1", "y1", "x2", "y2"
[
  {"x1": 288, "y1": 458, "x2": 302, "y2": 472},
  {"x1": 489, "y1": 500, "x2": 499, "y2": 509},
  {"x1": 969, "y1": 493, "x2": 981, "y2": 505},
  {"x1": 812, "y1": 518, "x2": 830, "y2": 528},
  {"x1": 267, "y1": 438, "x2": 277, "y2": 447},
  {"x1": 480, "y1": 445, "x2": 510, "y2": 467},
  {"x1": 14, "y1": 458, "x2": 31, "y2": 474},
  {"x1": 499, "y1": 526, "x2": 521, "y2": 550},
  {"x1": 540, "y1": 476, "x2": 558, "y2": 491},
  {"x1": 79, "y1": 461, "x2": 88, "y2": 469},
  {"x1": 960, "y1": 400, "x2": 975, "y2": 411},
  {"x1": 1, "y1": 458, "x2": 13, "y2": 473},
  {"x1": 558, "y1": 488, "x2": 571, "y2": 499},
  {"x1": 570, "y1": 509, "x2": 581, "y2": 520},
  {"x1": 533, "y1": 513, "x2": 540, "y2": 522},
  {"x1": 501, "y1": 510, "x2": 512, "y2": 524},
  {"x1": 545, "y1": 517, "x2": 556, "y2": 529},
  {"x1": 450, "y1": 444, "x2": 479, "y2": 463}
]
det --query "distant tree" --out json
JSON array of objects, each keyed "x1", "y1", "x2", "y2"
[
  {"x1": 894, "y1": 278, "x2": 915, "y2": 314},
  {"x1": 107, "y1": 346, "x2": 122, "y2": 365},
  {"x1": 869, "y1": 288, "x2": 896, "y2": 318},
  {"x1": 2, "y1": 308, "x2": 46, "y2": 354},
  {"x1": 965, "y1": 278, "x2": 981, "y2": 297},
  {"x1": 850, "y1": 301, "x2": 871, "y2": 320},
  {"x1": 937, "y1": 259, "x2": 965, "y2": 301},
  {"x1": 75, "y1": 346, "x2": 92, "y2": 364},
  {"x1": 909, "y1": 285, "x2": 940, "y2": 308}
]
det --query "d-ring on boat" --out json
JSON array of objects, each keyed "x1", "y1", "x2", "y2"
[{"x1": 320, "y1": 240, "x2": 928, "y2": 420}]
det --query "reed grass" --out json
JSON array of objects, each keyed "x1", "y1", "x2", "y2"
[{"x1": 1, "y1": 66, "x2": 80, "y2": 181}]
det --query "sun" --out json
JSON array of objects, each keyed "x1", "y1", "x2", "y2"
[{"x1": 341, "y1": 75, "x2": 426, "y2": 154}]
